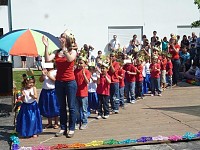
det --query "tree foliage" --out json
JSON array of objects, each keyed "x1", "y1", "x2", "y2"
[
  {"x1": 192, "y1": 0, "x2": 200, "y2": 27},
  {"x1": 194, "y1": 0, "x2": 200, "y2": 9}
]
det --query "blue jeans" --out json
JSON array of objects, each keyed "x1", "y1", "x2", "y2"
[
  {"x1": 136, "y1": 81, "x2": 143, "y2": 98},
  {"x1": 151, "y1": 78, "x2": 161, "y2": 95},
  {"x1": 97, "y1": 94, "x2": 109, "y2": 116},
  {"x1": 55, "y1": 80, "x2": 77, "y2": 131},
  {"x1": 166, "y1": 75, "x2": 172, "y2": 86},
  {"x1": 125, "y1": 81, "x2": 136, "y2": 102},
  {"x1": 143, "y1": 74, "x2": 151, "y2": 94},
  {"x1": 119, "y1": 87, "x2": 125, "y2": 106},
  {"x1": 76, "y1": 96, "x2": 88, "y2": 125},
  {"x1": 172, "y1": 59, "x2": 180, "y2": 85},
  {"x1": 110, "y1": 83, "x2": 119, "y2": 111}
]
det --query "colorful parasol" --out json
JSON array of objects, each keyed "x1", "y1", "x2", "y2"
[{"x1": 0, "y1": 29, "x2": 60, "y2": 56}]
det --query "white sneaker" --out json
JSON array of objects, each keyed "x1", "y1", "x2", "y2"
[
  {"x1": 158, "y1": 94, "x2": 162, "y2": 96},
  {"x1": 80, "y1": 124, "x2": 87, "y2": 130},
  {"x1": 75, "y1": 124, "x2": 80, "y2": 130},
  {"x1": 130, "y1": 100, "x2": 135, "y2": 104},
  {"x1": 66, "y1": 130, "x2": 74, "y2": 138},
  {"x1": 103, "y1": 115, "x2": 109, "y2": 119},
  {"x1": 55, "y1": 130, "x2": 65, "y2": 137},
  {"x1": 96, "y1": 115, "x2": 102, "y2": 119}
]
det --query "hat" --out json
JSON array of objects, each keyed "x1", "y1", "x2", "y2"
[
  {"x1": 78, "y1": 56, "x2": 87, "y2": 63},
  {"x1": 64, "y1": 29, "x2": 74, "y2": 39},
  {"x1": 153, "y1": 46, "x2": 161, "y2": 51},
  {"x1": 167, "y1": 53, "x2": 172, "y2": 58},
  {"x1": 127, "y1": 55, "x2": 133, "y2": 60},
  {"x1": 152, "y1": 54, "x2": 158, "y2": 60},
  {"x1": 133, "y1": 47, "x2": 139, "y2": 53},
  {"x1": 138, "y1": 56, "x2": 144, "y2": 62},
  {"x1": 110, "y1": 52, "x2": 116, "y2": 56},
  {"x1": 26, "y1": 68, "x2": 34, "y2": 76},
  {"x1": 144, "y1": 55, "x2": 150, "y2": 61},
  {"x1": 171, "y1": 35, "x2": 177, "y2": 40},
  {"x1": 101, "y1": 61, "x2": 109, "y2": 68},
  {"x1": 161, "y1": 51, "x2": 167, "y2": 56},
  {"x1": 43, "y1": 63, "x2": 54, "y2": 68}
]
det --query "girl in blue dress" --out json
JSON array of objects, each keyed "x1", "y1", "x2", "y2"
[
  {"x1": 16, "y1": 76, "x2": 42, "y2": 138},
  {"x1": 38, "y1": 64, "x2": 60, "y2": 129}
]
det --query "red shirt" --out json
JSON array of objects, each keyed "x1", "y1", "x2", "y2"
[
  {"x1": 161, "y1": 58, "x2": 167, "y2": 70},
  {"x1": 55, "y1": 54, "x2": 75, "y2": 81},
  {"x1": 123, "y1": 63, "x2": 136, "y2": 82},
  {"x1": 74, "y1": 68, "x2": 91, "y2": 97},
  {"x1": 169, "y1": 44, "x2": 180, "y2": 60},
  {"x1": 136, "y1": 64, "x2": 143, "y2": 82},
  {"x1": 118, "y1": 68, "x2": 125, "y2": 87},
  {"x1": 150, "y1": 63, "x2": 161, "y2": 78},
  {"x1": 108, "y1": 61, "x2": 120, "y2": 83},
  {"x1": 96, "y1": 74, "x2": 111, "y2": 96},
  {"x1": 166, "y1": 61, "x2": 173, "y2": 76}
]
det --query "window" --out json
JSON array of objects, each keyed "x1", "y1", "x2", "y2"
[
  {"x1": 177, "y1": 25, "x2": 200, "y2": 38},
  {"x1": 108, "y1": 26, "x2": 143, "y2": 48},
  {"x1": 0, "y1": 0, "x2": 8, "y2": 5}
]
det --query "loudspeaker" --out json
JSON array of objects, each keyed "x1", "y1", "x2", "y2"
[{"x1": 0, "y1": 63, "x2": 13, "y2": 96}]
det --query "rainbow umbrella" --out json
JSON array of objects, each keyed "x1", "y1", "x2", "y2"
[{"x1": 0, "y1": 29, "x2": 60, "y2": 57}]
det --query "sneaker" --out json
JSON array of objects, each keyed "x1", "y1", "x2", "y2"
[
  {"x1": 114, "y1": 110, "x2": 119, "y2": 114},
  {"x1": 96, "y1": 115, "x2": 102, "y2": 119},
  {"x1": 80, "y1": 124, "x2": 87, "y2": 130},
  {"x1": 130, "y1": 100, "x2": 135, "y2": 104},
  {"x1": 172, "y1": 84, "x2": 177, "y2": 87},
  {"x1": 66, "y1": 130, "x2": 74, "y2": 138},
  {"x1": 75, "y1": 124, "x2": 80, "y2": 130},
  {"x1": 55, "y1": 130, "x2": 65, "y2": 137},
  {"x1": 103, "y1": 115, "x2": 109, "y2": 119},
  {"x1": 151, "y1": 94, "x2": 154, "y2": 96},
  {"x1": 158, "y1": 94, "x2": 162, "y2": 96}
]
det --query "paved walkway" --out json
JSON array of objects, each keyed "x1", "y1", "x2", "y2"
[{"x1": 1, "y1": 82, "x2": 200, "y2": 149}]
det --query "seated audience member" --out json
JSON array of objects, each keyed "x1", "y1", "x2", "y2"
[{"x1": 180, "y1": 63, "x2": 199, "y2": 80}]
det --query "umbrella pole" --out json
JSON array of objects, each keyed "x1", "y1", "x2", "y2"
[{"x1": 8, "y1": 0, "x2": 14, "y2": 67}]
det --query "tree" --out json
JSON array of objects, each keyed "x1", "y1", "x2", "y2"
[{"x1": 192, "y1": 0, "x2": 200, "y2": 27}]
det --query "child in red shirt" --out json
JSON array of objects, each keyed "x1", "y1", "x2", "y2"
[
  {"x1": 166, "y1": 54, "x2": 173, "y2": 88},
  {"x1": 96, "y1": 62, "x2": 111, "y2": 119},
  {"x1": 123, "y1": 57, "x2": 137, "y2": 103},
  {"x1": 135, "y1": 58, "x2": 144, "y2": 99},
  {"x1": 108, "y1": 53, "x2": 120, "y2": 113},
  {"x1": 161, "y1": 52, "x2": 167, "y2": 90},
  {"x1": 150, "y1": 57, "x2": 162, "y2": 96},
  {"x1": 74, "y1": 57, "x2": 91, "y2": 130},
  {"x1": 118, "y1": 61, "x2": 125, "y2": 108}
]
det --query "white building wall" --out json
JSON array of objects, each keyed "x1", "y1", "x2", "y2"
[{"x1": 0, "y1": 0, "x2": 199, "y2": 67}]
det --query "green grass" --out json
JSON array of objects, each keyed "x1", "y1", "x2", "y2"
[{"x1": 13, "y1": 70, "x2": 43, "y2": 90}]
